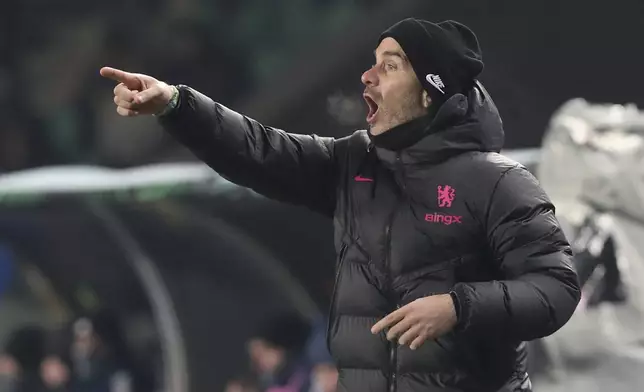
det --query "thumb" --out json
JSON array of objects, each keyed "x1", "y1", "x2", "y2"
[
  {"x1": 100, "y1": 67, "x2": 141, "y2": 89},
  {"x1": 133, "y1": 85, "x2": 163, "y2": 105}
]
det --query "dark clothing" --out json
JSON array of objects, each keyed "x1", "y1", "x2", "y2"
[{"x1": 159, "y1": 82, "x2": 580, "y2": 392}]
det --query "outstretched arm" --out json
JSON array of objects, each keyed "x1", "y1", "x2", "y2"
[
  {"x1": 101, "y1": 67, "x2": 342, "y2": 216},
  {"x1": 159, "y1": 86, "x2": 340, "y2": 216}
]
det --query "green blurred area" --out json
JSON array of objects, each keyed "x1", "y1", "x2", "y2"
[
  {"x1": 172, "y1": 0, "x2": 366, "y2": 85},
  {"x1": 0, "y1": 0, "x2": 381, "y2": 171}
]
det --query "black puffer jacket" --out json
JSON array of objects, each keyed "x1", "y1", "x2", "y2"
[{"x1": 160, "y1": 83, "x2": 581, "y2": 392}]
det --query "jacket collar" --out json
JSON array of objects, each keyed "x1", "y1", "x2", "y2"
[{"x1": 370, "y1": 81, "x2": 505, "y2": 169}]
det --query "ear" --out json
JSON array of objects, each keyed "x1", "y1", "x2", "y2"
[{"x1": 422, "y1": 90, "x2": 432, "y2": 108}]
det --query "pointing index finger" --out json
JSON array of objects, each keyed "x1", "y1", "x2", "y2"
[{"x1": 100, "y1": 67, "x2": 141, "y2": 89}]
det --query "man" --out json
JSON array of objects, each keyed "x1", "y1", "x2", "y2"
[{"x1": 101, "y1": 18, "x2": 581, "y2": 392}]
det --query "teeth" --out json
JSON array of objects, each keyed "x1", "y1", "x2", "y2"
[{"x1": 365, "y1": 96, "x2": 378, "y2": 118}]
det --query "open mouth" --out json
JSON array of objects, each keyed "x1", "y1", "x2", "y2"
[{"x1": 363, "y1": 94, "x2": 380, "y2": 124}]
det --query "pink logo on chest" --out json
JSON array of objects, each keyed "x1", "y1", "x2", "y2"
[
  {"x1": 425, "y1": 212, "x2": 462, "y2": 225},
  {"x1": 437, "y1": 185, "x2": 455, "y2": 208},
  {"x1": 354, "y1": 175, "x2": 373, "y2": 182}
]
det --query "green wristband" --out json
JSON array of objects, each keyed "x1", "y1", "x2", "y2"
[{"x1": 155, "y1": 85, "x2": 180, "y2": 117}]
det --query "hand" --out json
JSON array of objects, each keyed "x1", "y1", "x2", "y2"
[
  {"x1": 371, "y1": 294, "x2": 457, "y2": 350},
  {"x1": 100, "y1": 67, "x2": 175, "y2": 116}
]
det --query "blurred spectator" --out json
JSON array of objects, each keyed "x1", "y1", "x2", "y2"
[
  {"x1": 304, "y1": 318, "x2": 337, "y2": 392},
  {"x1": 47, "y1": 310, "x2": 135, "y2": 392},
  {"x1": 1, "y1": 326, "x2": 48, "y2": 391},
  {"x1": 307, "y1": 363, "x2": 336, "y2": 392},
  {"x1": 0, "y1": 353, "x2": 19, "y2": 391},
  {"x1": 40, "y1": 356, "x2": 70, "y2": 392},
  {"x1": 224, "y1": 375, "x2": 259, "y2": 392},
  {"x1": 247, "y1": 313, "x2": 312, "y2": 392},
  {"x1": 69, "y1": 313, "x2": 132, "y2": 392}
]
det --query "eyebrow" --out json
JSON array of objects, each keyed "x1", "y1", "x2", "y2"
[{"x1": 375, "y1": 50, "x2": 408, "y2": 63}]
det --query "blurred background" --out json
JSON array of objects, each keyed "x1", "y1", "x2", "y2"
[{"x1": 1, "y1": 0, "x2": 644, "y2": 391}]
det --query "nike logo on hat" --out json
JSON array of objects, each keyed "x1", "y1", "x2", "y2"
[{"x1": 426, "y1": 74, "x2": 446, "y2": 94}]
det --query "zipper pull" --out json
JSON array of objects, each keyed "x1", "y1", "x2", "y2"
[{"x1": 395, "y1": 153, "x2": 406, "y2": 192}]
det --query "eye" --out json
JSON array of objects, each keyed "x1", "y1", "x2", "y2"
[{"x1": 385, "y1": 62, "x2": 397, "y2": 71}]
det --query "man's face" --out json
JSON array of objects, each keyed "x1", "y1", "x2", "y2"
[{"x1": 361, "y1": 37, "x2": 429, "y2": 135}]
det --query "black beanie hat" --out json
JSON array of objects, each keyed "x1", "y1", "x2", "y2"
[{"x1": 379, "y1": 18, "x2": 484, "y2": 104}]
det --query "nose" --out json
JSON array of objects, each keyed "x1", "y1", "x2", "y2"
[{"x1": 361, "y1": 65, "x2": 378, "y2": 87}]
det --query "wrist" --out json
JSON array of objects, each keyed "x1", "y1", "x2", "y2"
[
  {"x1": 155, "y1": 85, "x2": 180, "y2": 117},
  {"x1": 450, "y1": 285, "x2": 472, "y2": 333}
]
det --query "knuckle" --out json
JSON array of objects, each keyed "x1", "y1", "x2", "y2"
[
  {"x1": 114, "y1": 83, "x2": 125, "y2": 94},
  {"x1": 117, "y1": 100, "x2": 131, "y2": 109},
  {"x1": 125, "y1": 90, "x2": 136, "y2": 102},
  {"x1": 117, "y1": 106, "x2": 133, "y2": 117}
]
